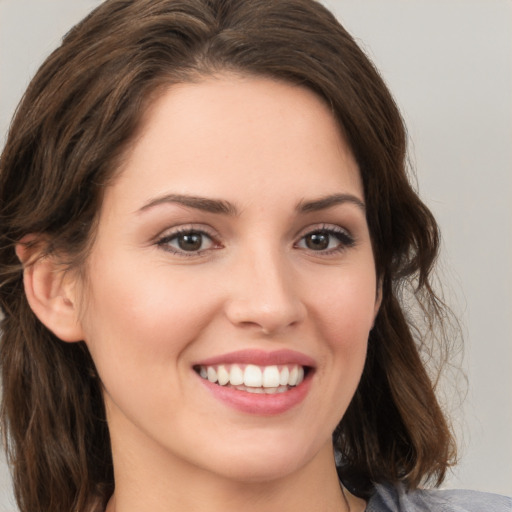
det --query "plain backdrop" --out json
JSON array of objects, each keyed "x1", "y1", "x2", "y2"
[{"x1": 0, "y1": 0, "x2": 511, "y2": 509}]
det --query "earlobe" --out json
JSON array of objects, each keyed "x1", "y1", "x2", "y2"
[{"x1": 16, "y1": 242, "x2": 84, "y2": 343}]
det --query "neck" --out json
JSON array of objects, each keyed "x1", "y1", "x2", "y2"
[{"x1": 106, "y1": 439, "x2": 352, "y2": 512}]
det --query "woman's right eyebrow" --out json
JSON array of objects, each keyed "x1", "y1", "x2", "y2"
[{"x1": 136, "y1": 193, "x2": 239, "y2": 216}]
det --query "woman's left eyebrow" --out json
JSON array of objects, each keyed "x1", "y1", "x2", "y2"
[{"x1": 296, "y1": 194, "x2": 366, "y2": 213}]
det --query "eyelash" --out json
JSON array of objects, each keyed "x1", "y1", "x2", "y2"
[
  {"x1": 156, "y1": 226, "x2": 220, "y2": 257},
  {"x1": 155, "y1": 224, "x2": 355, "y2": 257},
  {"x1": 294, "y1": 224, "x2": 355, "y2": 255}
]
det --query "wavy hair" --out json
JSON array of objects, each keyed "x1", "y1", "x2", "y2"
[{"x1": 0, "y1": 0, "x2": 456, "y2": 510}]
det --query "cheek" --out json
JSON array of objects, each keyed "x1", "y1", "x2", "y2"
[
  {"x1": 304, "y1": 265, "x2": 377, "y2": 383},
  {"x1": 79, "y1": 258, "x2": 219, "y2": 383},
  {"x1": 307, "y1": 267, "x2": 378, "y2": 340},
  {"x1": 79, "y1": 262, "x2": 224, "y2": 434}
]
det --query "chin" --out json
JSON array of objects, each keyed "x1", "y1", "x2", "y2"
[
  {"x1": 215, "y1": 457, "x2": 305, "y2": 484},
  {"x1": 196, "y1": 432, "x2": 328, "y2": 484}
]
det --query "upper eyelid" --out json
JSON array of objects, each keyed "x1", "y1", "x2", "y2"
[
  {"x1": 155, "y1": 224, "x2": 219, "y2": 240},
  {"x1": 294, "y1": 223, "x2": 353, "y2": 239}
]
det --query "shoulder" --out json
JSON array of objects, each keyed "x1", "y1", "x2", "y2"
[{"x1": 365, "y1": 482, "x2": 512, "y2": 512}]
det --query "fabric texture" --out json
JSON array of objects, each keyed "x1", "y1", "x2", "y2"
[{"x1": 365, "y1": 482, "x2": 512, "y2": 512}]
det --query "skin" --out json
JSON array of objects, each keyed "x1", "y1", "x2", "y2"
[{"x1": 53, "y1": 75, "x2": 378, "y2": 511}]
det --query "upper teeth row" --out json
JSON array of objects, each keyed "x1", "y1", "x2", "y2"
[{"x1": 198, "y1": 364, "x2": 305, "y2": 388}]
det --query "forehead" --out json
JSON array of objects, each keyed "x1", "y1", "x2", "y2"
[{"x1": 107, "y1": 74, "x2": 362, "y2": 213}]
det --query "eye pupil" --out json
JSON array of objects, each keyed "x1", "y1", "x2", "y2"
[
  {"x1": 305, "y1": 232, "x2": 329, "y2": 250},
  {"x1": 178, "y1": 232, "x2": 203, "y2": 251}
]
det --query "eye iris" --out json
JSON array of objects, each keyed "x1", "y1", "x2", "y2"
[
  {"x1": 305, "y1": 232, "x2": 330, "y2": 250},
  {"x1": 178, "y1": 232, "x2": 203, "y2": 251}
]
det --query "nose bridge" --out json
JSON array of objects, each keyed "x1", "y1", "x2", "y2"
[{"x1": 225, "y1": 241, "x2": 305, "y2": 334}]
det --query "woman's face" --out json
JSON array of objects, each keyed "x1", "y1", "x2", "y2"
[{"x1": 76, "y1": 75, "x2": 380, "y2": 483}]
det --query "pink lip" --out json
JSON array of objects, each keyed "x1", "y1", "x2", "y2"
[
  {"x1": 197, "y1": 371, "x2": 313, "y2": 416},
  {"x1": 194, "y1": 349, "x2": 316, "y2": 368},
  {"x1": 193, "y1": 349, "x2": 315, "y2": 416}
]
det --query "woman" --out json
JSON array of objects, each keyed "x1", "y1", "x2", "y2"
[{"x1": 0, "y1": 1, "x2": 509, "y2": 511}]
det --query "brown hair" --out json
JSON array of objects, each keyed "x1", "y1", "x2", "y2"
[{"x1": 0, "y1": 0, "x2": 456, "y2": 510}]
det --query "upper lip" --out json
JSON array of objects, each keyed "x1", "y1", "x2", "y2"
[{"x1": 193, "y1": 349, "x2": 316, "y2": 368}]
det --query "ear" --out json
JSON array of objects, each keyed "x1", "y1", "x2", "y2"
[{"x1": 16, "y1": 241, "x2": 84, "y2": 343}]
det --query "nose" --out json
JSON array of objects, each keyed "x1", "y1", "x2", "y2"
[{"x1": 224, "y1": 247, "x2": 306, "y2": 336}]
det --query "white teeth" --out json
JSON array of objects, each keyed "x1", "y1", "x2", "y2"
[
  {"x1": 217, "y1": 365, "x2": 230, "y2": 386},
  {"x1": 262, "y1": 366, "x2": 280, "y2": 388},
  {"x1": 197, "y1": 363, "x2": 307, "y2": 390},
  {"x1": 232, "y1": 384, "x2": 290, "y2": 394},
  {"x1": 243, "y1": 365, "x2": 262, "y2": 387},
  {"x1": 229, "y1": 365, "x2": 244, "y2": 386},
  {"x1": 279, "y1": 366, "x2": 289, "y2": 386},
  {"x1": 288, "y1": 365, "x2": 299, "y2": 386},
  {"x1": 207, "y1": 366, "x2": 217, "y2": 383},
  {"x1": 265, "y1": 385, "x2": 289, "y2": 394}
]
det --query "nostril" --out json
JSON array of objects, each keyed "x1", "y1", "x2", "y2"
[{"x1": 224, "y1": 297, "x2": 306, "y2": 336}]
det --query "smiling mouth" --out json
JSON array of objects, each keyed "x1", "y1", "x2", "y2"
[{"x1": 194, "y1": 363, "x2": 309, "y2": 394}]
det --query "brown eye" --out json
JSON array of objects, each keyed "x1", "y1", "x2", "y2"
[
  {"x1": 304, "y1": 232, "x2": 330, "y2": 250},
  {"x1": 158, "y1": 230, "x2": 216, "y2": 254},
  {"x1": 177, "y1": 232, "x2": 203, "y2": 251},
  {"x1": 296, "y1": 227, "x2": 355, "y2": 253}
]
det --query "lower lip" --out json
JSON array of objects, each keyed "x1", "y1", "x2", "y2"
[{"x1": 197, "y1": 372, "x2": 313, "y2": 415}]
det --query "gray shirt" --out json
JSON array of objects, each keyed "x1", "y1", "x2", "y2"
[{"x1": 365, "y1": 482, "x2": 512, "y2": 512}]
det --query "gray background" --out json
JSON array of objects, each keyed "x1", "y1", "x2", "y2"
[{"x1": 0, "y1": 0, "x2": 511, "y2": 509}]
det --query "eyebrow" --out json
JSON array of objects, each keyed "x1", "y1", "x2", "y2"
[
  {"x1": 296, "y1": 194, "x2": 366, "y2": 213},
  {"x1": 138, "y1": 194, "x2": 239, "y2": 216},
  {"x1": 137, "y1": 192, "x2": 365, "y2": 216}
]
